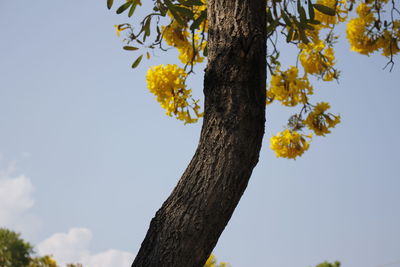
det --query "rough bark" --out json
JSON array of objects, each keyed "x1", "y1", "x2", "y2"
[{"x1": 132, "y1": 1, "x2": 266, "y2": 266}]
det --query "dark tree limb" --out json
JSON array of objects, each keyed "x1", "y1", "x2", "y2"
[{"x1": 132, "y1": 0, "x2": 266, "y2": 266}]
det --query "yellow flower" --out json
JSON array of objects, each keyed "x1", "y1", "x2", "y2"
[
  {"x1": 204, "y1": 254, "x2": 230, "y2": 267},
  {"x1": 267, "y1": 66, "x2": 313, "y2": 106},
  {"x1": 299, "y1": 41, "x2": 336, "y2": 77},
  {"x1": 178, "y1": 42, "x2": 205, "y2": 65},
  {"x1": 377, "y1": 30, "x2": 400, "y2": 57},
  {"x1": 304, "y1": 102, "x2": 340, "y2": 136},
  {"x1": 346, "y1": 3, "x2": 380, "y2": 55},
  {"x1": 270, "y1": 129, "x2": 312, "y2": 159},
  {"x1": 162, "y1": 21, "x2": 191, "y2": 48},
  {"x1": 146, "y1": 64, "x2": 202, "y2": 124},
  {"x1": 314, "y1": 0, "x2": 348, "y2": 27},
  {"x1": 162, "y1": 21, "x2": 205, "y2": 64}
]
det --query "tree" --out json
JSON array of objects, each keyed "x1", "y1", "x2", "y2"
[
  {"x1": 28, "y1": 256, "x2": 58, "y2": 267},
  {"x1": 108, "y1": 0, "x2": 399, "y2": 266},
  {"x1": 0, "y1": 228, "x2": 32, "y2": 267},
  {"x1": 0, "y1": 228, "x2": 57, "y2": 267},
  {"x1": 315, "y1": 262, "x2": 340, "y2": 267}
]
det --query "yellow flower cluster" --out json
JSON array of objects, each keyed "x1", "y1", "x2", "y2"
[
  {"x1": 379, "y1": 29, "x2": 400, "y2": 57},
  {"x1": 346, "y1": 3, "x2": 379, "y2": 54},
  {"x1": 205, "y1": 254, "x2": 230, "y2": 267},
  {"x1": 346, "y1": 3, "x2": 400, "y2": 56},
  {"x1": 29, "y1": 255, "x2": 58, "y2": 267},
  {"x1": 267, "y1": 66, "x2": 313, "y2": 106},
  {"x1": 162, "y1": 20, "x2": 205, "y2": 65},
  {"x1": 270, "y1": 129, "x2": 312, "y2": 159},
  {"x1": 146, "y1": 64, "x2": 202, "y2": 124},
  {"x1": 299, "y1": 41, "x2": 336, "y2": 81},
  {"x1": 304, "y1": 102, "x2": 341, "y2": 136},
  {"x1": 315, "y1": 0, "x2": 348, "y2": 27}
]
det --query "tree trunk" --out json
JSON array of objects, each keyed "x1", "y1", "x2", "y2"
[{"x1": 132, "y1": 1, "x2": 266, "y2": 266}]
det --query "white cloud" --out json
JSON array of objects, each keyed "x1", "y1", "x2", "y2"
[
  {"x1": 37, "y1": 228, "x2": 134, "y2": 267},
  {"x1": 0, "y1": 165, "x2": 35, "y2": 227},
  {"x1": 0, "y1": 158, "x2": 133, "y2": 267},
  {"x1": 81, "y1": 250, "x2": 134, "y2": 267}
]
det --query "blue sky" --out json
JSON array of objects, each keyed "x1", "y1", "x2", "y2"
[{"x1": 1, "y1": 1, "x2": 399, "y2": 267}]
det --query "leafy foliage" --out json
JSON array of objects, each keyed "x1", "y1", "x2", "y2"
[
  {"x1": 0, "y1": 228, "x2": 61, "y2": 267},
  {"x1": 315, "y1": 261, "x2": 341, "y2": 267},
  {"x1": 0, "y1": 228, "x2": 32, "y2": 267}
]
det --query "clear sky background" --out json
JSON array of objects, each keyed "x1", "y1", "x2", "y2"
[{"x1": 1, "y1": 1, "x2": 399, "y2": 267}]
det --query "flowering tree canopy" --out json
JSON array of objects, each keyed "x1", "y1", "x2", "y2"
[{"x1": 109, "y1": 0, "x2": 398, "y2": 160}]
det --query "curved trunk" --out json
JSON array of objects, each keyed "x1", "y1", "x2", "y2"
[{"x1": 132, "y1": 1, "x2": 266, "y2": 266}]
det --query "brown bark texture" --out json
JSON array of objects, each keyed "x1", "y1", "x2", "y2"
[{"x1": 132, "y1": 0, "x2": 266, "y2": 266}]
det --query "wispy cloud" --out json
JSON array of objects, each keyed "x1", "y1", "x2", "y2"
[
  {"x1": 0, "y1": 157, "x2": 134, "y2": 267},
  {"x1": 37, "y1": 228, "x2": 134, "y2": 267},
  {"x1": 0, "y1": 160, "x2": 39, "y2": 237}
]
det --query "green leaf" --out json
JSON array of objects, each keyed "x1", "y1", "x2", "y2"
[
  {"x1": 313, "y1": 4, "x2": 336, "y2": 16},
  {"x1": 308, "y1": 19, "x2": 321, "y2": 24},
  {"x1": 178, "y1": 0, "x2": 204, "y2": 6},
  {"x1": 299, "y1": 6, "x2": 307, "y2": 24},
  {"x1": 190, "y1": 10, "x2": 206, "y2": 31},
  {"x1": 169, "y1": 10, "x2": 185, "y2": 25},
  {"x1": 203, "y1": 44, "x2": 208, "y2": 56},
  {"x1": 287, "y1": 27, "x2": 294, "y2": 43},
  {"x1": 164, "y1": 0, "x2": 186, "y2": 25},
  {"x1": 128, "y1": 2, "x2": 138, "y2": 17},
  {"x1": 299, "y1": 28, "x2": 309, "y2": 43},
  {"x1": 144, "y1": 17, "x2": 151, "y2": 37},
  {"x1": 146, "y1": 52, "x2": 151, "y2": 59},
  {"x1": 281, "y1": 10, "x2": 292, "y2": 26},
  {"x1": 297, "y1": 0, "x2": 302, "y2": 14},
  {"x1": 267, "y1": 9, "x2": 273, "y2": 23},
  {"x1": 174, "y1": 6, "x2": 194, "y2": 19},
  {"x1": 169, "y1": 7, "x2": 186, "y2": 25},
  {"x1": 123, "y1": 46, "x2": 139, "y2": 51},
  {"x1": 304, "y1": 23, "x2": 315, "y2": 31},
  {"x1": 116, "y1": 1, "x2": 133, "y2": 14},
  {"x1": 293, "y1": 18, "x2": 309, "y2": 43},
  {"x1": 132, "y1": 55, "x2": 143, "y2": 68},
  {"x1": 267, "y1": 19, "x2": 279, "y2": 34},
  {"x1": 107, "y1": 0, "x2": 114, "y2": 10},
  {"x1": 304, "y1": 23, "x2": 315, "y2": 30},
  {"x1": 308, "y1": 0, "x2": 315, "y2": 20}
]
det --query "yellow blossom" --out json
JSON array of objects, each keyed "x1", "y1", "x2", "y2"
[
  {"x1": 177, "y1": 42, "x2": 205, "y2": 64},
  {"x1": 314, "y1": 0, "x2": 348, "y2": 27},
  {"x1": 162, "y1": 21, "x2": 205, "y2": 64},
  {"x1": 204, "y1": 254, "x2": 230, "y2": 267},
  {"x1": 299, "y1": 41, "x2": 336, "y2": 78},
  {"x1": 377, "y1": 30, "x2": 400, "y2": 56},
  {"x1": 270, "y1": 129, "x2": 312, "y2": 159},
  {"x1": 146, "y1": 64, "x2": 202, "y2": 124},
  {"x1": 346, "y1": 3, "x2": 380, "y2": 55},
  {"x1": 267, "y1": 66, "x2": 313, "y2": 106},
  {"x1": 162, "y1": 21, "x2": 191, "y2": 48},
  {"x1": 304, "y1": 102, "x2": 340, "y2": 136}
]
